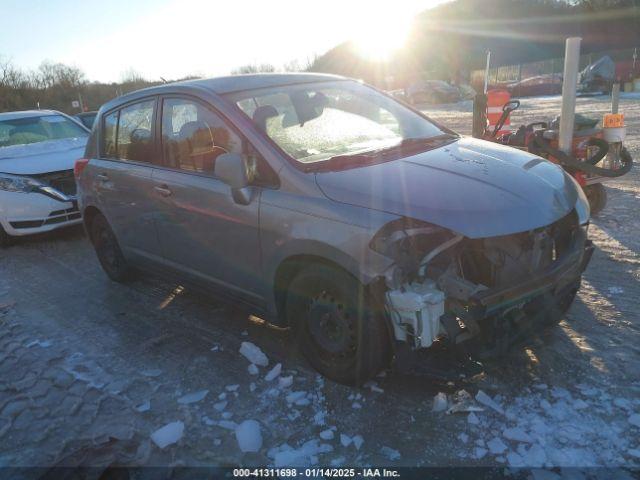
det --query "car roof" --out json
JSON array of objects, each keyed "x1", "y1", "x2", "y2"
[
  {"x1": 101, "y1": 73, "x2": 350, "y2": 112},
  {"x1": 0, "y1": 110, "x2": 64, "y2": 121}
]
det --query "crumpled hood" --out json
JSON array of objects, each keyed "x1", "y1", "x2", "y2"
[
  {"x1": 315, "y1": 137, "x2": 579, "y2": 238},
  {"x1": 0, "y1": 137, "x2": 87, "y2": 174}
]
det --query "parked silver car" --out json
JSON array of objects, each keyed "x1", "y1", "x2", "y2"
[{"x1": 77, "y1": 73, "x2": 593, "y2": 384}]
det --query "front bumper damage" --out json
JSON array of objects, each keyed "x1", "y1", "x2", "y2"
[{"x1": 379, "y1": 211, "x2": 593, "y2": 375}]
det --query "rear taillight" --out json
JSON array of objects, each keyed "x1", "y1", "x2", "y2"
[{"x1": 74, "y1": 158, "x2": 89, "y2": 179}]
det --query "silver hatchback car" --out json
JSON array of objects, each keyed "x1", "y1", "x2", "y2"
[{"x1": 77, "y1": 73, "x2": 593, "y2": 384}]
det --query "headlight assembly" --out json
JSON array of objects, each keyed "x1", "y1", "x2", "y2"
[{"x1": 0, "y1": 173, "x2": 70, "y2": 201}]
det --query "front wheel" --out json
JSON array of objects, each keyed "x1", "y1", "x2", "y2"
[
  {"x1": 285, "y1": 264, "x2": 391, "y2": 385},
  {"x1": 90, "y1": 213, "x2": 132, "y2": 282}
]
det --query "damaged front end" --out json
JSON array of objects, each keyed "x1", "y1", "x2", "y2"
[{"x1": 371, "y1": 211, "x2": 593, "y2": 368}]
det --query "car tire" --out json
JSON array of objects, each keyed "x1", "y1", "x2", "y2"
[
  {"x1": 90, "y1": 213, "x2": 132, "y2": 282},
  {"x1": 584, "y1": 183, "x2": 607, "y2": 216},
  {"x1": 0, "y1": 225, "x2": 13, "y2": 248},
  {"x1": 285, "y1": 263, "x2": 391, "y2": 385}
]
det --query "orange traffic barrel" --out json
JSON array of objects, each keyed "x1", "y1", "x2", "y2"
[{"x1": 487, "y1": 89, "x2": 512, "y2": 135}]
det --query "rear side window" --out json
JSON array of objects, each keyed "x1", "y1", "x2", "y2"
[
  {"x1": 100, "y1": 99, "x2": 155, "y2": 163},
  {"x1": 161, "y1": 97, "x2": 241, "y2": 175}
]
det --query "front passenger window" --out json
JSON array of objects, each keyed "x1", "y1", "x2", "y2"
[{"x1": 161, "y1": 98, "x2": 241, "y2": 175}]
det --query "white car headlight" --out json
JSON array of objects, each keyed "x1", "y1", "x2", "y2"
[{"x1": 0, "y1": 173, "x2": 42, "y2": 193}]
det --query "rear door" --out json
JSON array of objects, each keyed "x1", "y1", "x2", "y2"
[
  {"x1": 152, "y1": 96, "x2": 266, "y2": 303},
  {"x1": 90, "y1": 98, "x2": 164, "y2": 263}
]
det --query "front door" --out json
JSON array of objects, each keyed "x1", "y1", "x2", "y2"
[{"x1": 152, "y1": 96, "x2": 264, "y2": 303}]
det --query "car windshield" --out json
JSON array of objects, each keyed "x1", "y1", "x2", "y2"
[
  {"x1": 226, "y1": 80, "x2": 446, "y2": 164},
  {"x1": 0, "y1": 114, "x2": 88, "y2": 148}
]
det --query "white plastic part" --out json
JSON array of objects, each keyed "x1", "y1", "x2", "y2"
[
  {"x1": 385, "y1": 280, "x2": 445, "y2": 348},
  {"x1": 603, "y1": 126, "x2": 626, "y2": 143}
]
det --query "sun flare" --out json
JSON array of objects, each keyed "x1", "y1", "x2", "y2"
[{"x1": 352, "y1": 12, "x2": 412, "y2": 62}]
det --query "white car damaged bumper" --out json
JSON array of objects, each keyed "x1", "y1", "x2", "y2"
[{"x1": 0, "y1": 189, "x2": 81, "y2": 236}]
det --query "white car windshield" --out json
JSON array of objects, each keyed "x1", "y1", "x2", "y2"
[
  {"x1": 0, "y1": 114, "x2": 88, "y2": 148},
  {"x1": 227, "y1": 80, "x2": 446, "y2": 164}
]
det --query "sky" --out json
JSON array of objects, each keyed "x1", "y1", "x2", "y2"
[{"x1": 0, "y1": 0, "x2": 446, "y2": 83}]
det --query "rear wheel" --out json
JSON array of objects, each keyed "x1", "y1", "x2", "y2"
[
  {"x1": 90, "y1": 213, "x2": 132, "y2": 282},
  {"x1": 285, "y1": 263, "x2": 390, "y2": 385},
  {"x1": 584, "y1": 183, "x2": 607, "y2": 216}
]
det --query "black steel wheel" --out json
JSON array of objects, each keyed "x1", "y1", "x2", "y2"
[
  {"x1": 285, "y1": 263, "x2": 390, "y2": 385},
  {"x1": 584, "y1": 183, "x2": 607, "y2": 216},
  {"x1": 91, "y1": 213, "x2": 132, "y2": 282}
]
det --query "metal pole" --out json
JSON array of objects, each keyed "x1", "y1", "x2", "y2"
[
  {"x1": 483, "y1": 50, "x2": 491, "y2": 94},
  {"x1": 611, "y1": 83, "x2": 620, "y2": 114},
  {"x1": 559, "y1": 37, "x2": 581, "y2": 154}
]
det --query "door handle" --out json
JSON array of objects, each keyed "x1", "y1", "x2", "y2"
[
  {"x1": 154, "y1": 185, "x2": 172, "y2": 197},
  {"x1": 97, "y1": 173, "x2": 109, "y2": 182}
]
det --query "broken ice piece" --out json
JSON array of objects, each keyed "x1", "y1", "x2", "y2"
[
  {"x1": 286, "y1": 391, "x2": 307, "y2": 404},
  {"x1": 573, "y1": 399, "x2": 589, "y2": 410},
  {"x1": 458, "y1": 433, "x2": 469, "y2": 444},
  {"x1": 475, "y1": 447, "x2": 488, "y2": 459},
  {"x1": 226, "y1": 384, "x2": 240, "y2": 392},
  {"x1": 135, "y1": 400, "x2": 151, "y2": 413},
  {"x1": 364, "y1": 380, "x2": 384, "y2": 393},
  {"x1": 150, "y1": 421, "x2": 184, "y2": 449},
  {"x1": 265, "y1": 363, "x2": 282, "y2": 381},
  {"x1": 239, "y1": 342, "x2": 269, "y2": 367},
  {"x1": 467, "y1": 412, "x2": 480, "y2": 425},
  {"x1": 502, "y1": 427, "x2": 532, "y2": 443},
  {"x1": 380, "y1": 446, "x2": 401, "y2": 461},
  {"x1": 235, "y1": 420, "x2": 262, "y2": 453},
  {"x1": 202, "y1": 416, "x2": 216, "y2": 426},
  {"x1": 279, "y1": 376, "x2": 293, "y2": 388},
  {"x1": 352, "y1": 435, "x2": 364, "y2": 450},
  {"x1": 628, "y1": 449, "x2": 640, "y2": 459},
  {"x1": 249, "y1": 382, "x2": 256, "y2": 392},
  {"x1": 629, "y1": 414, "x2": 640, "y2": 428},
  {"x1": 432, "y1": 392, "x2": 448, "y2": 412},
  {"x1": 248, "y1": 364, "x2": 259, "y2": 375},
  {"x1": 320, "y1": 429, "x2": 334, "y2": 440},
  {"x1": 214, "y1": 400, "x2": 227, "y2": 412},
  {"x1": 222, "y1": 412, "x2": 233, "y2": 419},
  {"x1": 218, "y1": 420, "x2": 238, "y2": 430},
  {"x1": 218, "y1": 392, "x2": 227, "y2": 400},
  {"x1": 141, "y1": 369, "x2": 162, "y2": 378},
  {"x1": 340, "y1": 434, "x2": 352, "y2": 447},
  {"x1": 352, "y1": 402, "x2": 362, "y2": 409},
  {"x1": 177, "y1": 389, "x2": 209, "y2": 405},
  {"x1": 487, "y1": 437, "x2": 508, "y2": 454},
  {"x1": 475, "y1": 390, "x2": 504, "y2": 414}
]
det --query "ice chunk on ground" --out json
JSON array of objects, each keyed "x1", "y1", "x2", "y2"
[
  {"x1": 476, "y1": 390, "x2": 504, "y2": 415},
  {"x1": 273, "y1": 440, "x2": 333, "y2": 467},
  {"x1": 432, "y1": 392, "x2": 448, "y2": 412},
  {"x1": 249, "y1": 382, "x2": 256, "y2": 392},
  {"x1": 141, "y1": 369, "x2": 162, "y2": 377},
  {"x1": 218, "y1": 420, "x2": 238, "y2": 430},
  {"x1": 629, "y1": 414, "x2": 640, "y2": 428},
  {"x1": 286, "y1": 391, "x2": 307, "y2": 404},
  {"x1": 507, "y1": 451, "x2": 525, "y2": 467},
  {"x1": 265, "y1": 363, "x2": 282, "y2": 381},
  {"x1": 487, "y1": 437, "x2": 508, "y2": 454},
  {"x1": 150, "y1": 421, "x2": 184, "y2": 449},
  {"x1": 235, "y1": 420, "x2": 262, "y2": 453},
  {"x1": 628, "y1": 449, "x2": 640, "y2": 459},
  {"x1": 202, "y1": 416, "x2": 216, "y2": 426},
  {"x1": 352, "y1": 435, "x2": 364, "y2": 450},
  {"x1": 475, "y1": 447, "x2": 488, "y2": 459},
  {"x1": 364, "y1": 380, "x2": 384, "y2": 393},
  {"x1": 352, "y1": 402, "x2": 362, "y2": 409},
  {"x1": 521, "y1": 443, "x2": 547, "y2": 467},
  {"x1": 279, "y1": 375, "x2": 293, "y2": 388},
  {"x1": 135, "y1": 400, "x2": 151, "y2": 412},
  {"x1": 468, "y1": 412, "x2": 480, "y2": 425},
  {"x1": 248, "y1": 364, "x2": 259, "y2": 375},
  {"x1": 222, "y1": 412, "x2": 233, "y2": 419},
  {"x1": 320, "y1": 429, "x2": 334, "y2": 440},
  {"x1": 458, "y1": 433, "x2": 469, "y2": 444},
  {"x1": 239, "y1": 342, "x2": 269, "y2": 366},
  {"x1": 218, "y1": 392, "x2": 227, "y2": 400},
  {"x1": 503, "y1": 427, "x2": 533, "y2": 443},
  {"x1": 214, "y1": 400, "x2": 227, "y2": 412},
  {"x1": 340, "y1": 434, "x2": 352, "y2": 447},
  {"x1": 573, "y1": 399, "x2": 589, "y2": 410},
  {"x1": 226, "y1": 384, "x2": 240, "y2": 392},
  {"x1": 177, "y1": 389, "x2": 208, "y2": 404},
  {"x1": 380, "y1": 446, "x2": 401, "y2": 460},
  {"x1": 313, "y1": 410, "x2": 326, "y2": 426}
]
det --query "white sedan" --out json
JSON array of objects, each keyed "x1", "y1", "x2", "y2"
[{"x1": 0, "y1": 110, "x2": 90, "y2": 246}]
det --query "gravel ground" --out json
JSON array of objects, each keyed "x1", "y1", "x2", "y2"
[{"x1": 0, "y1": 95, "x2": 639, "y2": 475}]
